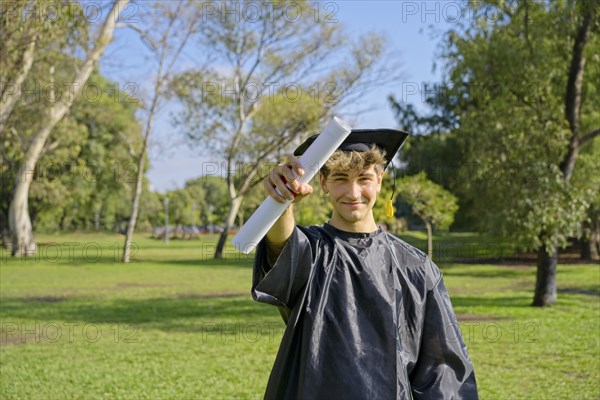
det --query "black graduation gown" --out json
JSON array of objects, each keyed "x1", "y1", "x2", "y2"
[{"x1": 252, "y1": 223, "x2": 478, "y2": 400}]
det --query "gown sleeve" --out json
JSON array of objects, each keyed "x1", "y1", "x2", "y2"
[
  {"x1": 251, "y1": 226, "x2": 314, "y2": 313},
  {"x1": 410, "y1": 263, "x2": 479, "y2": 399}
]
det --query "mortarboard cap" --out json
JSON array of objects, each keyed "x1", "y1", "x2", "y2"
[{"x1": 293, "y1": 128, "x2": 409, "y2": 170}]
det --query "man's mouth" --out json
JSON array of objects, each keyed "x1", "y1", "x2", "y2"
[{"x1": 342, "y1": 201, "x2": 364, "y2": 208}]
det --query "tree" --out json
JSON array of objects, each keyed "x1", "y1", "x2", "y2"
[
  {"x1": 294, "y1": 177, "x2": 332, "y2": 227},
  {"x1": 32, "y1": 72, "x2": 142, "y2": 232},
  {"x1": 185, "y1": 176, "x2": 228, "y2": 227},
  {"x1": 437, "y1": 0, "x2": 599, "y2": 306},
  {"x1": 396, "y1": 172, "x2": 458, "y2": 259},
  {"x1": 2, "y1": 64, "x2": 142, "y2": 237},
  {"x1": 168, "y1": 189, "x2": 193, "y2": 238},
  {"x1": 1, "y1": 0, "x2": 87, "y2": 244},
  {"x1": 171, "y1": 0, "x2": 399, "y2": 258},
  {"x1": 121, "y1": 0, "x2": 201, "y2": 262},
  {"x1": 7, "y1": 0, "x2": 130, "y2": 256},
  {"x1": 388, "y1": 100, "x2": 476, "y2": 230}
]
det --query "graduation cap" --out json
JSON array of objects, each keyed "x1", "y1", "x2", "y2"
[
  {"x1": 294, "y1": 128, "x2": 410, "y2": 217},
  {"x1": 294, "y1": 129, "x2": 409, "y2": 170}
]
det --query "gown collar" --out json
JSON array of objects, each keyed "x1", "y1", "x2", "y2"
[{"x1": 323, "y1": 222, "x2": 384, "y2": 239}]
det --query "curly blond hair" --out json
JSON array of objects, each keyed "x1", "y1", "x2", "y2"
[{"x1": 321, "y1": 144, "x2": 387, "y2": 177}]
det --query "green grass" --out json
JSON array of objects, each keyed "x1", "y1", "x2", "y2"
[{"x1": 1, "y1": 232, "x2": 599, "y2": 399}]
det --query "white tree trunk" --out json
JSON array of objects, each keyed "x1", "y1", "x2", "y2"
[
  {"x1": 215, "y1": 196, "x2": 244, "y2": 260},
  {"x1": 7, "y1": 0, "x2": 129, "y2": 257},
  {"x1": 8, "y1": 166, "x2": 36, "y2": 256},
  {"x1": 8, "y1": 121, "x2": 56, "y2": 255},
  {"x1": 122, "y1": 154, "x2": 146, "y2": 262}
]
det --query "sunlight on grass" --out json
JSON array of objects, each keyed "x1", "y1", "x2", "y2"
[{"x1": 1, "y1": 232, "x2": 599, "y2": 399}]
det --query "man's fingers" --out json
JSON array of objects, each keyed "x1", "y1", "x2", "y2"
[
  {"x1": 264, "y1": 170, "x2": 288, "y2": 203},
  {"x1": 292, "y1": 183, "x2": 313, "y2": 203},
  {"x1": 266, "y1": 165, "x2": 296, "y2": 202},
  {"x1": 285, "y1": 155, "x2": 304, "y2": 178},
  {"x1": 273, "y1": 172, "x2": 296, "y2": 201},
  {"x1": 264, "y1": 158, "x2": 311, "y2": 204}
]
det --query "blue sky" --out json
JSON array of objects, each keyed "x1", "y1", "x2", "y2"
[{"x1": 101, "y1": 1, "x2": 454, "y2": 192}]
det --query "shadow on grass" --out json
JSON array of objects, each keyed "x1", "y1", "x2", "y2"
[
  {"x1": 0, "y1": 295, "x2": 283, "y2": 334},
  {"x1": 1, "y1": 293, "x2": 536, "y2": 332},
  {"x1": 557, "y1": 287, "x2": 599, "y2": 296},
  {"x1": 150, "y1": 258, "x2": 254, "y2": 268},
  {"x1": 450, "y1": 295, "x2": 534, "y2": 308},
  {"x1": 441, "y1": 266, "x2": 533, "y2": 279}
]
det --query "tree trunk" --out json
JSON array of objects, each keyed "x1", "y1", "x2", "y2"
[
  {"x1": 94, "y1": 211, "x2": 100, "y2": 231},
  {"x1": 214, "y1": 196, "x2": 243, "y2": 259},
  {"x1": 580, "y1": 238, "x2": 591, "y2": 261},
  {"x1": 1, "y1": 228, "x2": 10, "y2": 250},
  {"x1": 9, "y1": 122, "x2": 56, "y2": 255},
  {"x1": 425, "y1": 221, "x2": 433, "y2": 260},
  {"x1": 532, "y1": 245, "x2": 558, "y2": 307},
  {"x1": 122, "y1": 154, "x2": 145, "y2": 262},
  {"x1": 0, "y1": 210, "x2": 11, "y2": 250},
  {"x1": 8, "y1": 167, "x2": 36, "y2": 255},
  {"x1": 580, "y1": 218, "x2": 592, "y2": 260}
]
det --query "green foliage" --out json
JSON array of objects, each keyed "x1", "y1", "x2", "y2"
[
  {"x1": 396, "y1": 172, "x2": 458, "y2": 231},
  {"x1": 185, "y1": 176, "x2": 229, "y2": 226},
  {"x1": 435, "y1": 0, "x2": 600, "y2": 251},
  {"x1": 1, "y1": 50, "x2": 144, "y2": 232},
  {"x1": 0, "y1": 0, "x2": 88, "y2": 86},
  {"x1": 167, "y1": 189, "x2": 194, "y2": 228},
  {"x1": 293, "y1": 176, "x2": 332, "y2": 226}
]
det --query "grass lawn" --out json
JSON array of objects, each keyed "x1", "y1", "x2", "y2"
[{"x1": 1, "y1": 232, "x2": 599, "y2": 399}]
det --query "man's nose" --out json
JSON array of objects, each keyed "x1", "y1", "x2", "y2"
[{"x1": 348, "y1": 181, "x2": 361, "y2": 199}]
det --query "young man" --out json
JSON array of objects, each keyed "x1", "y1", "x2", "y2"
[{"x1": 252, "y1": 129, "x2": 478, "y2": 399}]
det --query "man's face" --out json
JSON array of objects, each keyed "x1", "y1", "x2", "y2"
[{"x1": 320, "y1": 164, "x2": 383, "y2": 230}]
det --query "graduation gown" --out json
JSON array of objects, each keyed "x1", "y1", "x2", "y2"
[{"x1": 252, "y1": 223, "x2": 478, "y2": 400}]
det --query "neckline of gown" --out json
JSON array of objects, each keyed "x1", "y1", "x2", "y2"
[{"x1": 323, "y1": 222, "x2": 384, "y2": 239}]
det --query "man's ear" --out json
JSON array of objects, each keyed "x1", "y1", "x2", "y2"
[
  {"x1": 319, "y1": 173, "x2": 328, "y2": 194},
  {"x1": 377, "y1": 170, "x2": 384, "y2": 191}
]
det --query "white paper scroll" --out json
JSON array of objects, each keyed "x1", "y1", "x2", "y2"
[{"x1": 231, "y1": 116, "x2": 352, "y2": 254}]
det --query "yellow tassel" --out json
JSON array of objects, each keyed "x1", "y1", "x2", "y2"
[{"x1": 386, "y1": 199, "x2": 394, "y2": 217}]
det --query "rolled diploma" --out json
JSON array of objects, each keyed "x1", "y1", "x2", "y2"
[{"x1": 232, "y1": 116, "x2": 352, "y2": 254}]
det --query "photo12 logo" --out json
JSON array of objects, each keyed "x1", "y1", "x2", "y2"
[
  {"x1": 0, "y1": 81, "x2": 139, "y2": 105},
  {"x1": 200, "y1": 322, "x2": 284, "y2": 343},
  {"x1": 1, "y1": 322, "x2": 139, "y2": 345},
  {"x1": 199, "y1": 1, "x2": 339, "y2": 24},
  {"x1": 399, "y1": 1, "x2": 540, "y2": 24},
  {"x1": 199, "y1": 80, "x2": 339, "y2": 104},
  {"x1": 1, "y1": 1, "x2": 139, "y2": 24},
  {"x1": 1, "y1": 241, "x2": 139, "y2": 263}
]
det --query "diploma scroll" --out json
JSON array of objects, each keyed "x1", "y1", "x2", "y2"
[{"x1": 232, "y1": 116, "x2": 352, "y2": 254}]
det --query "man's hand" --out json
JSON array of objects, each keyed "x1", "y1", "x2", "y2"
[{"x1": 264, "y1": 156, "x2": 313, "y2": 203}]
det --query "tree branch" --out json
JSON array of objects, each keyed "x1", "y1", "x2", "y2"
[
  {"x1": 565, "y1": 11, "x2": 593, "y2": 136},
  {"x1": 0, "y1": 35, "x2": 37, "y2": 133},
  {"x1": 561, "y1": 8, "x2": 594, "y2": 181},
  {"x1": 581, "y1": 128, "x2": 600, "y2": 146}
]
